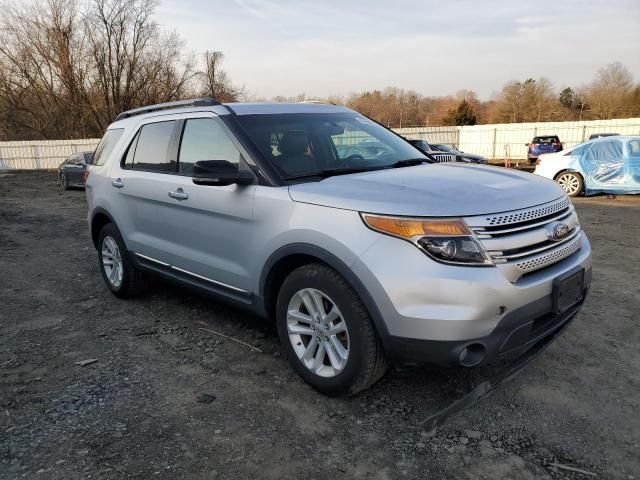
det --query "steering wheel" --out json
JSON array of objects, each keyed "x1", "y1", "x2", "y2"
[{"x1": 337, "y1": 153, "x2": 365, "y2": 168}]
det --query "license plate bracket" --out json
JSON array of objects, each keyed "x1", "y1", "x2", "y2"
[{"x1": 552, "y1": 267, "x2": 585, "y2": 314}]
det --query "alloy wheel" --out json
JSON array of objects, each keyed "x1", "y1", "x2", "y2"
[
  {"x1": 101, "y1": 235, "x2": 123, "y2": 288},
  {"x1": 557, "y1": 173, "x2": 581, "y2": 196},
  {"x1": 286, "y1": 288, "x2": 350, "y2": 378}
]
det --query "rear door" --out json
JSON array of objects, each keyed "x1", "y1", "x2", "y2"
[
  {"x1": 108, "y1": 118, "x2": 182, "y2": 265},
  {"x1": 580, "y1": 139, "x2": 626, "y2": 190}
]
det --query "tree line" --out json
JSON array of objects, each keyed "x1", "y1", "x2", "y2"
[
  {"x1": 0, "y1": 0, "x2": 241, "y2": 140},
  {"x1": 1, "y1": 0, "x2": 638, "y2": 140},
  {"x1": 293, "y1": 64, "x2": 639, "y2": 128}
]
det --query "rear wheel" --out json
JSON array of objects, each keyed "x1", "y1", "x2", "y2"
[
  {"x1": 556, "y1": 171, "x2": 583, "y2": 197},
  {"x1": 98, "y1": 223, "x2": 147, "y2": 298},
  {"x1": 60, "y1": 173, "x2": 69, "y2": 190},
  {"x1": 276, "y1": 263, "x2": 387, "y2": 396}
]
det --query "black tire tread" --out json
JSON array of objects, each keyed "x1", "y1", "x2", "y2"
[
  {"x1": 279, "y1": 263, "x2": 388, "y2": 395},
  {"x1": 98, "y1": 223, "x2": 147, "y2": 299}
]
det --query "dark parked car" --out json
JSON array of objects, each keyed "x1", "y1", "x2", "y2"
[
  {"x1": 526, "y1": 135, "x2": 563, "y2": 164},
  {"x1": 431, "y1": 143, "x2": 488, "y2": 164},
  {"x1": 588, "y1": 133, "x2": 619, "y2": 140},
  {"x1": 407, "y1": 139, "x2": 455, "y2": 163},
  {"x1": 58, "y1": 151, "x2": 94, "y2": 190}
]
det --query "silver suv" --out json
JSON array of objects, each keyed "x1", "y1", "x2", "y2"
[{"x1": 86, "y1": 99, "x2": 592, "y2": 396}]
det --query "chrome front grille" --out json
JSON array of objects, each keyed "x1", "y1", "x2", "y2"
[
  {"x1": 466, "y1": 197, "x2": 583, "y2": 281},
  {"x1": 483, "y1": 198, "x2": 570, "y2": 226},
  {"x1": 515, "y1": 235, "x2": 582, "y2": 273},
  {"x1": 431, "y1": 153, "x2": 455, "y2": 163}
]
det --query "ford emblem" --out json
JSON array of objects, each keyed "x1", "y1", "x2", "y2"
[{"x1": 546, "y1": 221, "x2": 570, "y2": 242}]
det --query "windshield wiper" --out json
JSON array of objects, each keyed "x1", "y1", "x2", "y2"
[
  {"x1": 285, "y1": 166, "x2": 379, "y2": 181},
  {"x1": 386, "y1": 158, "x2": 431, "y2": 168},
  {"x1": 284, "y1": 159, "x2": 431, "y2": 181}
]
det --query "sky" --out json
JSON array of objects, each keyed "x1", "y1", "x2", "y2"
[{"x1": 156, "y1": 0, "x2": 640, "y2": 100}]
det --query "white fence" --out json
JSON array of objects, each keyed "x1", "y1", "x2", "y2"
[
  {"x1": 396, "y1": 118, "x2": 640, "y2": 161},
  {"x1": 0, "y1": 139, "x2": 100, "y2": 170},
  {"x1": 2, "y1": 118, "x2": 640, "y2": 170}
]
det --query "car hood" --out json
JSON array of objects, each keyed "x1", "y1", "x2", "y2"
[
  {"x1": 459, "y1": 152, "x2": 486, "y2": 161},
  {"x1": 288, "y1": 163, "x2": 565, "y2": 217}
]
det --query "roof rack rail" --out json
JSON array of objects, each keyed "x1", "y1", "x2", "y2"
[{"x1": 114, "y1": 98, "x2": 220, "y2": 121}]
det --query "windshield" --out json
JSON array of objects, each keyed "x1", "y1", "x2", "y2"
[
  {"x1": 433, "y1": 144, "x2": 457, "y2": 153},
  {"x1": 235, "y1": 113, "x2": 427, "y2": 181}
]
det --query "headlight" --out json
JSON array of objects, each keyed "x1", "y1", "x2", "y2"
[
  {"x1": 361, "y1": 214, "x2": 493, "y2": 266},
  {"x1": 460, "y1": 156, "x2": 474, "y2": 163}
]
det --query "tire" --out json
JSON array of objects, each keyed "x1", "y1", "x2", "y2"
[
  {"x1": 60, "y1": 173, "x2": 69, "y2": 190},
  {"x1": 555, "y1": 171, "x2": 583, "y2": 197},
  {"x1": 276, "y1": 263, "x2": 387, "y2": 396},
  {"x1": 97, "y1": 223, "x2": 147, "y2": 298}
]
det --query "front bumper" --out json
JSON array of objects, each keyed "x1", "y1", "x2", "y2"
[
  {"x1": 351, "y1": 231, "x2": 592, "y2": 366},
  {"x1": 384, "y1": 276, "x2": 590, "y2": 367}
]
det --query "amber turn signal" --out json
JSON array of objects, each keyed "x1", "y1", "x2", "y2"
[{"x1": 361, "y1": 214, "x2": 470, "y2": 239}]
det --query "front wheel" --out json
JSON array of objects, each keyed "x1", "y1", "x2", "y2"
[
  {"x1": 556, "y1": 171, "x2": 583, "y2": 197},
  {"x1": 276, "y1": 263, "x2": 387, "y2": 396},
  {"x1": 60, "y1": 173, "x2": 69, "y2": 190}
]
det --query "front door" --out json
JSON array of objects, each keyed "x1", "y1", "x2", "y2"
[{"x1": 159, "y1": 116, "x2": 257, "y2": 293}]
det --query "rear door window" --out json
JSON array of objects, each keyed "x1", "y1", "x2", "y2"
[
  {"x1": 128, "y1": 121, "x2": 177, "y2": 173},
  {"x1": 583, "y1": 140, "x2": 625, "y2": 184},
  {"x1": 93, "y1": 129, "x2": 124, "y2": 166},
  {"x1": 565, "y1": 144, "x2": 590, "y2": 157}
]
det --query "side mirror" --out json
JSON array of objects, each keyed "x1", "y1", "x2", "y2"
[{"x1": 192, "y1": 160, "x2": 254, "y2": 187}]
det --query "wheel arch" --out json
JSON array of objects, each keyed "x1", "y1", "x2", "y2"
[
  {"x1": 258, "y1": 243, "x2": 391, "y2": 342},
  {"x1": 90, "y1": 207, "x2": 116, "y2": 249},
  {"x1": 553, "y1": 168, "x2": 583, "y2": 181}
]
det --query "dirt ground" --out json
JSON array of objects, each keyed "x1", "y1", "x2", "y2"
[{"x1": 1, "y1": 171, "x2": 639, "y2": 480}]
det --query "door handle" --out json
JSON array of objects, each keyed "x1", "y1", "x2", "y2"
[
  {"x1": 168, "y1": 189, "x2": 189, "y2": 201},
  {"x1": 111, "y1": 178, "x2": 124, "y2": 188}
]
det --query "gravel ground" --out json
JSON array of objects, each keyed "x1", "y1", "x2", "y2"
[{"x1": 1, "y1": 172, "x2": 639, "y2": 479}]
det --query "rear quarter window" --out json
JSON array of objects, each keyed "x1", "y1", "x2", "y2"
[{"x1": 93, "y1": 129, "x2": 124, "y2": 166}]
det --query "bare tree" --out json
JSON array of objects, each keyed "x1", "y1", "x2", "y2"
[
  {"x1": 586, "y1": 62, "x2": 634, "y2": 119},
  {"x1": 198, "y1": 51, "x2": 242, "y2": 102},
  {"x1": 0, "y1": 0, "x2": 199, "y2": 139}
]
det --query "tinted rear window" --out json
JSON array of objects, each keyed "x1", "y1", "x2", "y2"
[
  {"x1": 532, "y1": 136, "x2": 560, "y2": 144},
  {"x1": 130, "y1": 121, "x2": 177, "y2": 173},
  {"x1": 93, "y1": 129, "x2": 124, "y2": 166}
]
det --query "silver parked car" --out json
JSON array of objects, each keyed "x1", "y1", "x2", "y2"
[{"x1": 86, "y1": 99, "x2": 592, "y2": 398}]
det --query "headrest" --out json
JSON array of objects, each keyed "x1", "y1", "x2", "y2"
[{"x1": 280, "y1": 130, "x2": 309, "y2": 155}]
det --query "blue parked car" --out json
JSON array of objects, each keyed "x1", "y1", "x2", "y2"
[
  {"x1": 527, "y1": 135, "x2": 563, "y2": 164},
  {"x1": 534, "y1": 136, "x2": 640, "y2": 196}
]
